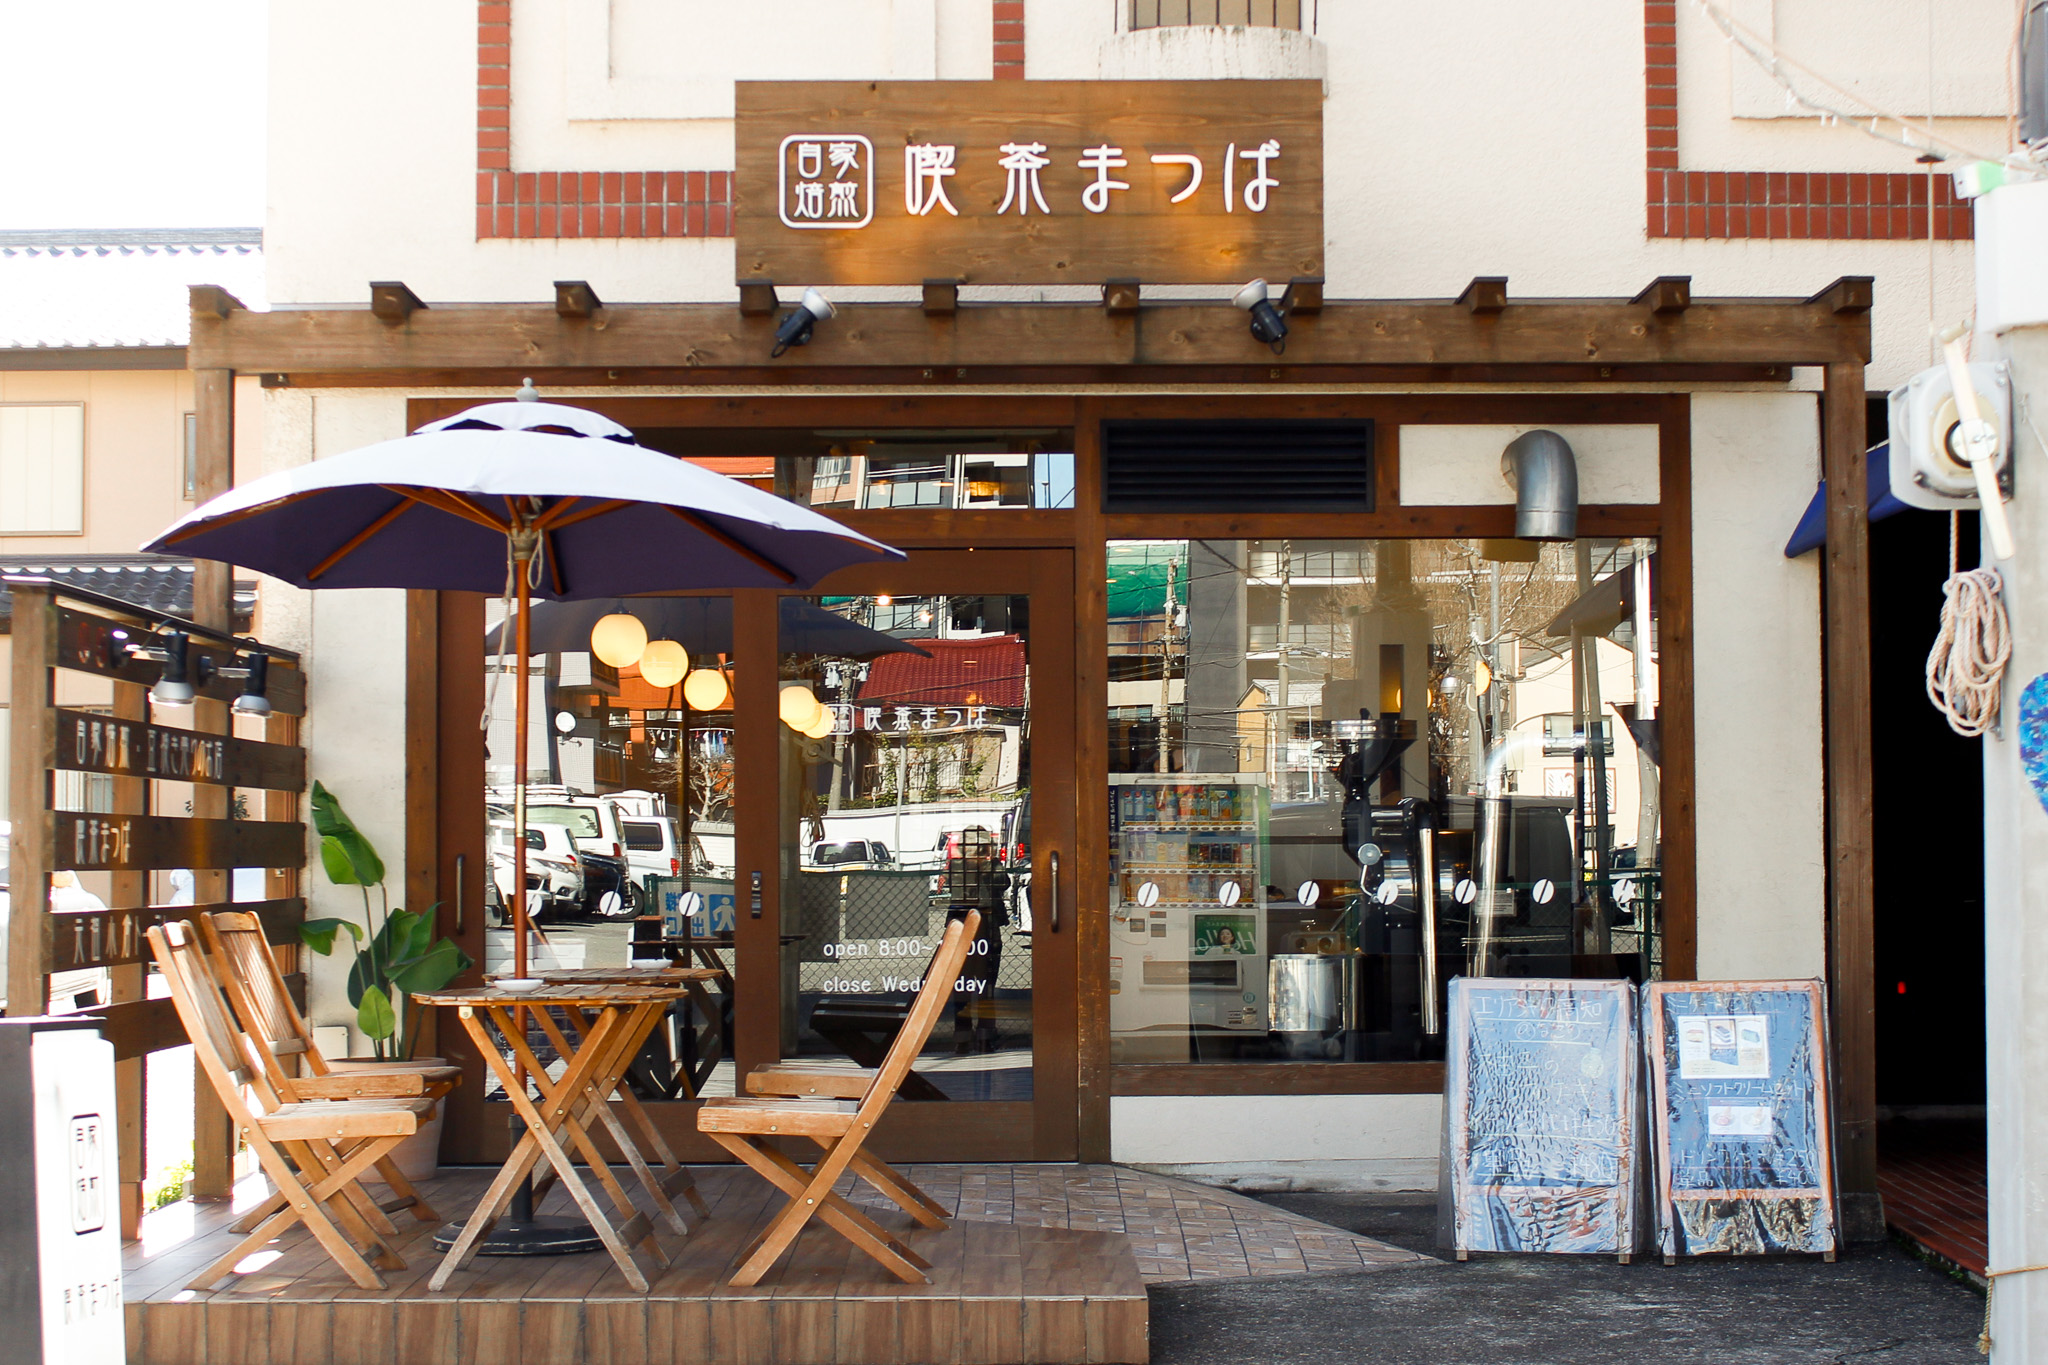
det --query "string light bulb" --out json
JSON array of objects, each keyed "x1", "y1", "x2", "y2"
[
  {"x1": 779, "y1": 683, "x2": 823, "y2": 729},
  {"x1": 589, "y1": 613, "x2": 648, "y2": 668},
  {"x1": 640, "y1": 639, "x2": 689, "y2": 689},
  {"x1": 683, "y1": 668, "x2": 729, "y2": 711},
  {"x1": 802, "y1": 707, "x2": 837, "y2": 739}
]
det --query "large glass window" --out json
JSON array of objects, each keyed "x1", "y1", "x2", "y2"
[
  {"x1": 1107, "y1": 538, "x2": 1661, "y2": 1065},
  {"x1": 779, "y1": 592, "x2": 1037, "y2": 1099}
]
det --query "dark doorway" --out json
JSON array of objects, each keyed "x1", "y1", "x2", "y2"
[{"x1": 1866, "y1": 393, "x2": 1987, "y2": 1272}]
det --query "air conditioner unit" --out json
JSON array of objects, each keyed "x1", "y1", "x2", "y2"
[{"x1": 1886, "y1": 360, "x2": 2013, "y2": 511}]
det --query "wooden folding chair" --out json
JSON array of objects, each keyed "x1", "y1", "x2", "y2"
[
  {"x1": 698, "y1": 909, "x2": 981, "y2": 1287},
  {"x1": 197, "y1": 909, "x2": 459, "y2": 1233},
  {"x1": 147, "y1": 921, "x2": 439, "y2": 1292}
]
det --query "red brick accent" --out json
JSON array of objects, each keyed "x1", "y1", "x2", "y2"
[
  {"x1": 994, "y1": 0, "x2": 1026, "y2": 80},
  {"x1": 1643, "y1": 0, "x2": 1969, "y2": 240},
  {"x1": 472, "y1": 0, "x2": 733, "y2": 239}
]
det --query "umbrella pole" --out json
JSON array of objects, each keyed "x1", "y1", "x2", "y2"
[
  {"x1": 513, "y1": 561, "x2": 532, "y2": 982},
  {"x1": 437, "y1": 529, "x2": 602, "y2": 1258}
]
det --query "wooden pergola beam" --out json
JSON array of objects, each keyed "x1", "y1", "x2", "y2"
[{"x1": 189, "y1": 281, "x2": 1872, "y2": 377}]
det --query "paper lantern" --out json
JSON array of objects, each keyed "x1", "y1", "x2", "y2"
[
  {"x1": 683, "y1": 668, "x2": 729, "y2": 711},
  {"x1": 640, "y1": 639, "x2": 689, "y2": 689},
  {"x1": 779, "y1": 683, "x2": 822, "y2": 729},
  {"x1": 589, "y1": 613, "x2": 648, "y2": 668},
  {"x1": 802, "y1": 706, "x2": 837, "y2": 738}
]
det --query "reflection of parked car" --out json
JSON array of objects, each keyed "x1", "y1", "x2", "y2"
[
  {"x1": 523, "y1": 796, "x2": 629, "y2": 861},
  {"x1": 622, "y1": 815, "x2": 708, "y2": 883},
  {"x1": 489, "y1": 820, "x2": 584, "y2": 921},
  {"x1": 577, "y1": 846, "x2": 638, "y2": 920},
  {"x1": 806, "y1": 839, "x2": 894, "y2": 871}
]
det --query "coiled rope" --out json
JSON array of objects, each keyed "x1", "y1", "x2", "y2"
[{"x1": 1926, "y1": 512, "x2": 2011, "y2": 738}]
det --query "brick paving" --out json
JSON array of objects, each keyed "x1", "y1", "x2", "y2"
[{"x1": 829, "y1": 1163, "x2": 1429, "y2": 1284}]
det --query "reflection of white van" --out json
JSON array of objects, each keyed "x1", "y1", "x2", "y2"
[{"x1": 0, "y1": 821, "x2": 113, "y2": 1012}]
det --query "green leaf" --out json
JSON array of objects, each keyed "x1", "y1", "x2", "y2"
[
  {"x1": 347, "y1": 955, "x2": 373, "y2": 1010},
  {"x1": 296, "y1": 917, "x2": 363, "y2": 956},
  {"x1": 355, "y1": 984, "x2": 397, "y2": 1042},
  {"x1": 388, "y1": 939, "x2": 473, "y2": 997},
  {"x1": 310, "y1": 783, "x2": 385, "y2": 885},
  {"x1": 319, "y1": 835, "x2": 361, "y2": 887}
]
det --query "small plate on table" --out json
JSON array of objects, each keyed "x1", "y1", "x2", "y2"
[{"x1": 494, "y1": 978, "x2": 547, "y2": 994}]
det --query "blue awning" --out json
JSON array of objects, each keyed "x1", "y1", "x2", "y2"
[{"x1": 1783, "y1": 442, "x2": 1914, "y2": 558}]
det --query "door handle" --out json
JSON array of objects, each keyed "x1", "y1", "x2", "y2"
[
  {"x1": 1043, "y1": 850, "x2": 1060, "y2": 934},
  {"x1": 750, "y1": 870, "x2": 763, "y2": 919},
  {"x1": 454, "y1": 853, "x2": 466, "y2": 934}
]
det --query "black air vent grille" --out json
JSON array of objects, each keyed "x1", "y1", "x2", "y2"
[{"x1": 1102, "y1": 420, "x2": 1375, "y2": 513}]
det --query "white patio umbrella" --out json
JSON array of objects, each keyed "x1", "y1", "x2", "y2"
[{"x1": 146, "y1": 391, "x2": 903, "y2": 981}]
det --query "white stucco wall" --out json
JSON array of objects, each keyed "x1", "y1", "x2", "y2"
[
  {"x1": 263, "y1": 0, "x2": 1985, "y2": 386},
  {"x1": 1688, "y1": 390, "x2": 1827, "y2": 980},
  {"x1": 260, "y1": 388, "x2": 414, "y2": 1049}
]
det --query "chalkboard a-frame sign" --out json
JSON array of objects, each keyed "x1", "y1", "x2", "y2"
[
  {"x1": 1443, "y1": 977, "x2": 1641, "y2": 1258},
  {"x1": 734, "y1": 80, "x2": 1325, "y2": 286}
]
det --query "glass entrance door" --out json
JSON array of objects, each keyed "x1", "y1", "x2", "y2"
[{"x1": 750, "y1": 549, "x2": 1076, "y2": 1161}]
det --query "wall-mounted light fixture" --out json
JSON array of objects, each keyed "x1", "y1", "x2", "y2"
[
  {"x1": 229, "y1": 651, "x2": 273, "y2": 717},
  {"x1": 1233, "y1": 279, "x2": 1289, "y2": 355},
  {"x1": 148, "y1": 631, "x2": 200, "y2": 706},
  {"x1": 771, "y1": 289, "x2": 836, "y2": 358}
]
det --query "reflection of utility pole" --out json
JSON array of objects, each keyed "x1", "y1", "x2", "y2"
[
  {"x1": 1275, "y1": 541, "x2": 1292, "y2": 793},
  {"x1": 1157, "y1": 559, "x2": 1176, "y2": 773}
]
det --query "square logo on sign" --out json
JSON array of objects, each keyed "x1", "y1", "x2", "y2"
[
  {"x1": 68, "y1": 1114, "x2": 105, "y2": 1234},
  {"x1": 778, "y1": 135, "x2": 874, "y2": 229}
]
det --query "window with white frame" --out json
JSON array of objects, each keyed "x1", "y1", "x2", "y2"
[{"x1": 0, "y1": 404, "x2": 86, "y2": 534}]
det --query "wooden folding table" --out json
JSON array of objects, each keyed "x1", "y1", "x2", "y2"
[{"x1": 412, "y1": 981, "x2": 702, "y2": 1290}]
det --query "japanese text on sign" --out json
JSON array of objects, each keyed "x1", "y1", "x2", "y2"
[{"x1": 738, "y1": 80, "x2": 1323, "y2": 286}]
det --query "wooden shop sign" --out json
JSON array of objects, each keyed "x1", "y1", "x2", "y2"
[{"x1": 735, "y1": 80, "x2": 1323, "y2": 286}]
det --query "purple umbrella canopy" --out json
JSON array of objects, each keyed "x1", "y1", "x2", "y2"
[{"x1": 143, "y1": 398, "x2": 902, "y2": 594}]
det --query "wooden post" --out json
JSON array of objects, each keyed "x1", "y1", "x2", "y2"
[
  {"x1": 6, "y1": 584, "x2": 54, "y2": 1016},
  {"x1": 109, "y1": 679, "x2": 150, "y2": 1238},
  {"x1": 1822, "y1": 359, "x2": 1879, "y2": 1227},
  {"x1": 188, "y1": 366, "x2": 238, "y2": 1201},
  {"x1": 732, "y1": 588, "x2": 781, "y2": 1086}
]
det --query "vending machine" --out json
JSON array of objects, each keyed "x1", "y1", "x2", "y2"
[{"x1": 1108, "y1": 774, "x2": 1271, "y2": 1058}]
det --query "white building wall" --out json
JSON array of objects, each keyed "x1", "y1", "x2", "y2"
[
  {"x1": 264, "y1": 0, "x2": 1984, "y2": 386},
  {"x1": 1689, "y1": 390, "x2": 1827, "y2": 980},
  {"x1": 1111, "y1": 1094, "x2": 1442, "y2": 1190}
]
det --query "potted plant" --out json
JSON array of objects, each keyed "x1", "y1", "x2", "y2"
[{"x1": 299, "y1": 781, "x2": 473, "y2": 1177}]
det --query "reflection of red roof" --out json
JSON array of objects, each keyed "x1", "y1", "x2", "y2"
[
  {"x1": 684, "y1": 455, "x2": 774, "y2": 489},
  {"x1": 857, "y1": 634, "x2": 1025, "y2": 708}
]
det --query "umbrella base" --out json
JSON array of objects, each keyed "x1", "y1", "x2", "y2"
[{"x1": 432, "y1": 1215, "x2": 604, "y2": 1256}]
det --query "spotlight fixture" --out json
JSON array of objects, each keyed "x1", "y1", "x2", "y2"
[
  {"x1": 1232, "y1": 278, "x2": 1289, "y2": 355},
  {"x1": 770, "y1": 288, "x2": 836, "y2": 358},
  {"x1": 146, "y1": 631, "x2": 200, "y2": 707},
  {"x1": 229, "y1": 652, "x2": 273, "y2": 717}
]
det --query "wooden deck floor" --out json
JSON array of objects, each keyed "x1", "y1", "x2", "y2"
[{"x1": 123, "y1": 1166, "x2": 1147, "y2": 1365}]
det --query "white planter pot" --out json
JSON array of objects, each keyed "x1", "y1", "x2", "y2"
[{"x1": 326, "y1": 1057, "x2": 448, "y2": 1184}]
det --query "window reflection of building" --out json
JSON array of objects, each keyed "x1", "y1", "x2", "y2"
[{"x1": 1107, "y1": 537, "x2": 1663, "y2": 1067}]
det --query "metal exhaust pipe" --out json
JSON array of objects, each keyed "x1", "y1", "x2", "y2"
[{"x1": 1501, "y1": 429, "x2": 1580, "y2": 540}]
